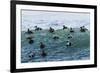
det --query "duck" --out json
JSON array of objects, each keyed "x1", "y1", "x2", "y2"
[
  {"x1": 80, "y1": 26, "x2": 87, "y2": 32},
  {"x1": 26, "y1": 28, "x2": 33, "y2": 34},
  {"x1": 63, "y1": 25, "x2": 68, "y2": 30},
  {"x1": 67, "y1": 34, "x2": 72, "y2": 39},
  {"x1": 40, "y1": 42, "x2": 45, "y2": 49},
  {"x1": 41, "y1": 50, "x2": 47, "y2": 57},
  {"x1": 53, "y1": 36, "x2": 59, "y2": 40},
  {"x1": 29, "y1": 39, "x2": 34, "y2": 44},
  {"x1": 34, "y1": 26, "x2": 42, "y2": 31},
  {"x1": 66, "y1": 40, "x2": 71, "y2": 47},
  {"x1": 70, "y1": 28, "x2": 74, "y2": 32},
  {"x1": 49, "y1": 27, "x2": 55, "y2": 33},
  {"x1": 29, "y1": 52, "x2": 35, "y2": 58}
]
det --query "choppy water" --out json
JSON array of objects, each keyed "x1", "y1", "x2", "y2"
[{"x1": 21, "y1": 29, "x2": 90, "y2": 63}]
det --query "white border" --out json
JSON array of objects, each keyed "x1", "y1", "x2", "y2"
[{"x1": 16, "y1": 4, "x2": 94, "y2": 69}]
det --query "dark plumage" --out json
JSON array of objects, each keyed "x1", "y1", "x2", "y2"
[
  {"x1": 53, "y1": 36, "x2": 59, "y2": 40},
  {"x1": 34, "y1": 26, "x2": 42, "y2": 31},
  {"x1": 40, "y1": 42, "x2": 45, "y2": 49},
  {"x1": 70, "y1": 28, "x2": 74, "y2": 32},
  {"x1": 26, "y1": 28, "x2": 33, "y2": 34},
  {"x1": 80, "y1": 26, "x2": 87, "y2": 32},
  {"x1": 49, "y1": 27, "x2": 55, "y2": 33},
  {"x1": 66, "y1": 41, "x2": 72, "y2": 47},
  {"x1": 63, "y1": 25, "x2": 68, "y2": 30},
  {"x1": 39, "y1": 42, "x2": 47, "y2": 57},
  {"x1": 29, "y1": 52, "x2": 35, "y2": 58},
  {"x1": 29, "y1": 39, "x2": 34, "y2": 44},
  {"x1": 67, "y1": 34, "x2": 72, "y2": 39},
  {"x1": 41, "y1": 50, "x2": 47, "y2": 57}
]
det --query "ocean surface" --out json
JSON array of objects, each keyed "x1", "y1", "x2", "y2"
[{"x1": 21, "y1": 29, "x2": 90, "y2": 63}]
